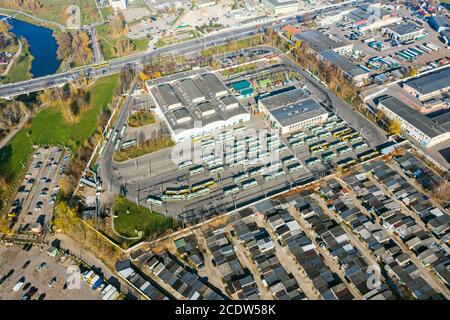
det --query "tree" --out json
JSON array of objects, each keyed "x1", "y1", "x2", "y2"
[
  {"x1": 431, "y1": 180, "x2": 450, "y2": 204},
  {"x1": 375, "y1": 110, "x2": 384, "y2": 123},
  {"x1": 387, "y1": 119, "x2": 401, "y2": 135}
]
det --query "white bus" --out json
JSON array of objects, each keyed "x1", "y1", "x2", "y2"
[
  {"x1": 224, "y1": 185, "x2": 240, "y2": 196},
  {"x1": 147, "y1": 195, "x2": 163, "y2": 206},
  {"x1": 233, "y1": 172, "x2": 249, "y2": 183},
  {"x1": 120, "y1": 124, "x2": 127, "y2": 136},
  {"x1": 178, "y1": 160, "x2": 193, "y2": 170},
  {"x1": 287, "y1": 162, "x2": 302, "y2": 173},
  {"x1": 189, "y1": 166, "x2": 204, "y2": 176},
  {"x1": 242, "y1": 178, "x2": 257, "y2": 189}
]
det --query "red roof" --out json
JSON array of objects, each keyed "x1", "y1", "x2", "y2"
[{"x1": 282, "y1": 25, "x2": 300, "y2": 35}]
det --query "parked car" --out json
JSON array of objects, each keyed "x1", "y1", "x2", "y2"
[
  {"x1": 48, "y1": 277, "x2": 57, "y2": 288},
  {"x1": 37, "y1": 262, "x2": 46, "y2": 271},
  {"x1": 22, "y1": 260, "x2": 30, "y2": 269}
]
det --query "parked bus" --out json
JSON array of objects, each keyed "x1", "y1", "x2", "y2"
[
  {"x1": 287, "y1": 162, "x2": 302, "y2": 173},
  {"x1": 337, "y1": 158, "x2": 356, "y2": 169},
  {"x1": 224, "y1": 185, "x2": 240, "y2": 196},
  {"x1": 191, "y1": 178, "x2": 216, "y2": 192},
  {"x1": 282, "y1": 155, "x2": 296, "y2": 165},
  {"x1": 241, "y1": 178, "x2": 257, "y2": 190},
  {"x1": 119, "y1": 124, "x2": 127, "y2": 136},
  {"x1": 178, "y1": 160, "x2": 192, "y2": 170},
  {"x1": 189, "y1": 165, "x2": 205, "y2": 176},
  {"x1": 147, "y1": 195, "x2": 163, "y2": 206},
  {"x1": 306, "y1": 157, "x2": 321, "y2": 166},
  {"x1": 358, "y1": 150, "x2": 379, "y2": 162}
]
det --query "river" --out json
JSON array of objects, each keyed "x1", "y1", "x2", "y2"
[{"x1": 4, "y1": 16, "x2": 60, "y2": 78}]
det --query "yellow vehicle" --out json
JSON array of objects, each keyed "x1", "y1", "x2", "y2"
[
  {"x1": 341, "y1": 132, "x2": 359, "y2": 142},
  {"x1": 93, "y1": 62, "x2": 108, "y2": 69},
  {"x1": 192, "y1": 178, "x2": 216, "y2": 192}
]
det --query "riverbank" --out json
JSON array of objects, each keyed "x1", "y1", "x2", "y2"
[{"x1": 0, "y1": 38, "x2": 32, "y2": 83}]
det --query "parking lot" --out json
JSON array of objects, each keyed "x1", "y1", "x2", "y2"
[
  {"x1": 10, "y1": 146, "x2": 68, "y2": 233},
  {"x1": 0, "y1": 244, "x2": 99, "y2": 300}
]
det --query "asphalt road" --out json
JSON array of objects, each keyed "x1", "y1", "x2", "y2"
[{"x1": 0, "y1": 0, "x2": 360, "y2": 99}]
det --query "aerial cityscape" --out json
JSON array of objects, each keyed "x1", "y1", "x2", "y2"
[{"x1": 0, "y1": 0, "x2": 449, "y2": 306}]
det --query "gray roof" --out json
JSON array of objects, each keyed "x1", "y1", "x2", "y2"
[
  {"x1": 385, "y1": 22, "x2": 421, "y2": 35},
  {"x1": 178, "y1": 78, "x2": 204, "y2": 102},
  {"x1": 151, "y1": 84, "x2": 181, "y2": 108},
  {"x1": 321, "y1": 51, "x2": 368, "y2": 77},
  {"x1": 403, "y1": 68, "x2": 450, "y2": 96},
  {"x1": 264, "y1": 0, "x2": 298, "y2": 8},
  {"x1": 200, "y1": 73, "x2": 228, "y2": 96},
  {"x1": 293, "y1": 30, "x2": 350, "y2": 54},
  {"x1": 268, "y1": 98, "x2": 328, "y2": 127},
  {"x1": 429, "y1": 16, "x2": 450, "y2": 29},
  {"x1": 259, "y1": 88, "x2": 310, "y2": 109},
  {"x1": 378, "y1": 96, "x2": 449, "y2": 138}
]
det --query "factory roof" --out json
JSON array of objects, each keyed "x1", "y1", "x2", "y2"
[
  {"x1": 178, "y1": 78, "x2": 204, "y2": 102},
  {"x1": 294, "y1": 30, "x2": 350, "y2": 54},
  {"x1": 403, "y1": 68, "x2": 450, "y2": 96},
  {"x1": 264, "y1": 0, "x2": 298, "y2": 8},
  {"x1": 378, "y1": 96, "x2": 449, "y2": 139},
  {"x1": 385, "y1": 22, "x2": 421, "y2": 35},
  {"x1": 268, "y1": 98, "x2": 328, "y2": 127},
  {"x1": 259, "y1": 88, "x2": 311, "y2": 109},
  {"x1": 321, "y1": 50, "x2": 369, "y2": 77}
]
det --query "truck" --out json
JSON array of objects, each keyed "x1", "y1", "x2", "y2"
[
  {"x1": 92, "y1": 278, "x2": 103, "y2": 290},
  {"x1": 89, "y1": 275, "x2": 100, "y2": 286},
  {"x1": 102, "y1": 287, "x2": 118, "y2": 300},
  {"x1": 83, "y1": 270, "x2": 94, "y2": 282}
]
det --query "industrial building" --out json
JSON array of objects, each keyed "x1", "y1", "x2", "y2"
[
  {"x1": 377, "y1": 96, "x2": 450, "y2": 148},
  {"x1": 428, "y1": 16, "x2": 450, "y2": 33},
  {"x1": 261, "y1": 0, "x2": 299, "y2": 15},
  {"x1": 402, "y1": 68, "x2": 450, "y2": 101},
  {"x1": 382, "y1": 22, "x2": 425, "y2": 42},
  {"x1": 344, "y1": 3, "x2": 401, "y2": 31},
  {"x1": 294, "y1": 30, "x2": 354, "y2": 56},
  {"x1": 148, "y1": 73, "x2": 250, "y2": 142},
  {"x1": 293, "y1": 30, "x2": 369, "y2": 85},
  {"x1": 258, "y1": 89, "x2": 328, "y2": 134}
]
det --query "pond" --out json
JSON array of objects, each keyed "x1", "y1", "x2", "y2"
[{"x1": 5, "y1": 16, "x2": 61, "y2": 78}]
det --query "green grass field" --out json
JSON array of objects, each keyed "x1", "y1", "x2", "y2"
[
  {"x1": 0, "y1": 0, "x2": 102, "y2": 26},
  {"x1": 0, "y1": 39, "x2": 32, "y2": 83},
  {"x1": 0, "y1": 74, "x2": 119, "y2": 183},
  {"x1": 113, "y1": 196, "x2": 178, "y2": 238}
]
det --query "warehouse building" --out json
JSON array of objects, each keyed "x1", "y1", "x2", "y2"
[
  {"x1": 382, "y1": 22, "x2": 425, "y2": 42},
  {"x1": 262, "y1": 0, "x2": 299, "y2": 15},
  {"x1": 377, "y1": 96, "x2": 450, "y2": 148},
  {"x1": 293, "y1": 30, "x2": 369, "y2": 85},
  {"x1": 294, "y1": 30, "x2": 353, "y2": 56},
  {"x1": 402, "y1": 68, "x2": 450, "y2": 101},
  {"x1": 259, "y1": 90, "x2": 328, "y2": 134},
  {"x1": 428, "y1": 15, "x2": 450, "y2": 33},
  {"x1": 148, "y1": 73, "x2": 250, "y2": 142},
  {"x1": 344, "y1": 3, "x2": 401, "y2": 31}
]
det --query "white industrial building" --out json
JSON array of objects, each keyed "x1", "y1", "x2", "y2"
[
  {"x1": 148, "y1": 73, "x2": 250, "y2": 142},
  {"x1": 262, "y1": 0, "x2": 299, "y2": 15},
  {"x1": 377, "y1": 96, "x2": 450, "y2": 148},
  {"x1": 258, "y1": 89, "x2": 329, "y2": 134}
]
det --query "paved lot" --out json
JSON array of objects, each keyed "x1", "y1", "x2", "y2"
[
  {"x1": 0, "y1": 244, "x2": 99, "y2": 300},
  {"x1": 10, "y1": 146, "x2": 67, "y2": 233}
]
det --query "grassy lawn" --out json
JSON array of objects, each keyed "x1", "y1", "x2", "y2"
[
  {"x1": 113, "y1": 196, "x2": 178, "y2": 238},
  {"x1": 221, "y1": 63, "x2": 258, "y2": 76},
  {"x1": 127, "y1": 109, "x2": 155, "y2": 127},
  {"x1": 0, "y1": 74, "x2": 119, "y2": 183},
  {"x1": 0, "y1": 0, "x2": 102, "y2": 26},
  {"x1": 201, "y1": 35, "x2": 263, "y2": 57},
  {"x1": 114, "y1": 136, "x2": 174, "y2": 162},
  {"x1": 0, "y1": 39, "x2": 32, "y2": 83},
  {"x1": 96, "y1": 24, "x2": 149, "y2": 60}
]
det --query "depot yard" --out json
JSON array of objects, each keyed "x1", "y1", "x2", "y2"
[{"x1": 0, "y1": 244, "x2": 99, "y2": 300}]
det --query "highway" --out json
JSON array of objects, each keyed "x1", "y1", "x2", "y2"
[{"x1": 0, "y1": 0, "x2": 359, "y2": 99}]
